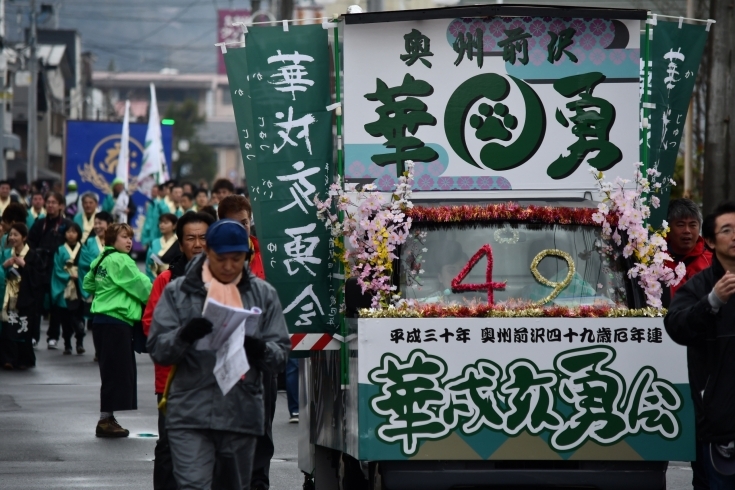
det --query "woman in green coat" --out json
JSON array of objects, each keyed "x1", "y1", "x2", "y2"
[
  {"x1": 83, "y1": 223, "x2": 152, "y2": 438},
  {"x1": 77, "y1": 211, "x2": 112, "y2": 362}
]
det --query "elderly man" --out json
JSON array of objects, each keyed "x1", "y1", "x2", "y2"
[
  {"x1": 148, "y1": 220, "x2": 290, "y2": 490},
  {"x1": 666, "y1": 199, "x2": 713, "y2": 299},
  {"x1": 663, "y1": 198, "x2": 713, "y2": 490},
  {"x1": 74, "y1": 192, "x2": 100, "y2": 242}
]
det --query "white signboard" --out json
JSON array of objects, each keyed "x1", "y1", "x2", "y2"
[
  {"x1": 344, "y1": 17, "x2": 641, "y2": 193},
  {"x1": 357, "y1": 317, "x2": 693, "y2": 461}
]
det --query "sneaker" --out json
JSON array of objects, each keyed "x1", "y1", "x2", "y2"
[
  {"x1": 289, "y1": 413, "x2": 299, "y2": 423},
  {"x1": 63, "y1": 348, "x2": 72, "y2": 355},
  {"x1": 96, "y1": 417, "x2": 129, "y2": 438},
  {"x1": 47, "y1": 339, "x2": 57, "y2": 350},
  {"x1": 76, "y1": 345, "x2": 85, "y2": 355},
  {"x1": 2, "y1": 362, "x2": 13, "y2": 371}
]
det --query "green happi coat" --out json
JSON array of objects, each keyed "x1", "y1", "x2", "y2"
[
  {"x1": 73, "y1": 212, "x2": 96, "y2": 242},
  {"x1": 141, "y1": 198, "x2": 161, "y2": 248},
  {"x1": 26, "y1": 208, "x2": 45, "y2": 231},
  {"x1": 50, "y1": 243, "x2": 82, "y2": 308},
  {"x1": 78, "y1": 235, "x2": 105, "y2": 301}
]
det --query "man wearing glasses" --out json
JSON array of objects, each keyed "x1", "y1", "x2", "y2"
[{"x1": 666, "y1": 201, "x2": 735, "y2": 488}]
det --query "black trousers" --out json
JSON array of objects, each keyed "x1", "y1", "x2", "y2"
[
  {"x1": 0, "y1": 311, "x2": 37, "y2": 368},
  {"x1": 250, "y1": 373, "x2": 278, "y2": 489},
  {"x1": 155, "y1": 394, "x2": 178, "y2": 490},
  {"x1": 57, "y1": 306, "x2": 85, "y2": 349},
  {"x1": 47, "y1": 307, "x2": 61, "y2": 342},
  {"x1": 94, "y1": 321, "x2": 137, "y2": 412}
]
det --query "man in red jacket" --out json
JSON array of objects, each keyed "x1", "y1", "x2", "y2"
[
  {"x1": 664, "y1": 198, "x2": 712, "y2": 490},
  {"x1": 666, "y1": 198, "x2": 712, "y2": 298},
  {"x1": 217, "y1": 195, "x2": 274, "y2": 490},
  {"x1": 217, "y1": 195, "x2": 264, "y2": 280},
  {"x1": 142, "y1": 211, "x2": 214, "y2": 490}
]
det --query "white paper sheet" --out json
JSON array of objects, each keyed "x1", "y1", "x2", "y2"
[
  {"x1": 196, "y1": 298, "x2": 262, "y2": 351},
  {"x1": 213, "y1": 324, "x2": 249, "y2": 395}
]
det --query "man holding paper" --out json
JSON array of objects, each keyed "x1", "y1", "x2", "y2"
[{"x1": 147, "y1": 219, "x2": 290, "y2": 490}]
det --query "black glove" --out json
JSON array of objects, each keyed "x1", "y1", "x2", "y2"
[
  {"x1": 179, "y1": 317, "x2": 213, "y2": 344},
  {"x1": 244, "y1": 336, "x2": 267, "y2": 363}
]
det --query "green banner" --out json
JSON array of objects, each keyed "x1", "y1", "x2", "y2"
[
  {"x1": 224, "y1": 25, "x2": 339, "y2": 335},
  {"x1": 644, "y1": 21, "x2": 709, "y2": 227}
]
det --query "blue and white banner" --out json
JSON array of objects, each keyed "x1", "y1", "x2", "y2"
[{"x1": 65, "y1": 120, "x2": 173, "y2": 252}]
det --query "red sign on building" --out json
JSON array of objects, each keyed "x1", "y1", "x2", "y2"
[{"x1": 217, "y1": 9, "x2": 250, "y2": 74}]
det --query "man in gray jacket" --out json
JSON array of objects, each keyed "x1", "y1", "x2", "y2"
[{"x1": 148, "y1": 219, "x2": 291, "y2": 490}]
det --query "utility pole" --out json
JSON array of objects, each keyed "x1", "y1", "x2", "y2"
[
  {"x1": 0, "y1": 0, "x2": 6, "y2": 180},
  {"x1": 27, "y1": 0, "x2": 37, "y2": 183},
  {"x1": 683, "y1": 0, "x2": 694, "y2": 199},
  {"x1": 703, "y1": 0, "x2": 735, "y2": 214}
]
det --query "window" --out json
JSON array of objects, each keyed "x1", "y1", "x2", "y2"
[
  {"x1": 221, "y1": 88, "x2": 232, "y2": 106},
  {"x1": 400, "y1": 222, "x2": 628, "y2": 308}
]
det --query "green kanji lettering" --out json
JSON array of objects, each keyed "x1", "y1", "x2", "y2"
[
  {"x1": 549, "y1": 72, "x2": 622, "y2": 179},
  {"x1": 400, "y1": 29, "x2": 433, "y2": 68},
  {"x1": 453, "y1": 29, "x2": 484, "y2": 68},
  {"x1": 369, "y1": 350, "x2": 450, "y2": 456},
  {"x1": 498, "y1": 28, "x2": 532, "y2": 65},
  {"x1": 364, "y1": 74, "x2": 438, "y2": 177},
  {"x1": 547, "y1": 28, "x2": 578, "y2": 64}
]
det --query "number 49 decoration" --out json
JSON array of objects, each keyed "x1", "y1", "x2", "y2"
[
  {"x1": 451, "y1": 245, "x2": 576, "y2": 305},
  {"x1": 451, "y1": 244, "x2": 506, "y2": 304}
]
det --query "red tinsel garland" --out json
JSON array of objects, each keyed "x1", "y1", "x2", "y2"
[
  {"x1": 412, "y1": 303, "x2": 616, "y2": 318},
  {"x1": 406, "y1": 202, "x2": 612, "y2": 227},
  {"x1": 450, "y1": 244, "x2": 506, "y2": 304}
]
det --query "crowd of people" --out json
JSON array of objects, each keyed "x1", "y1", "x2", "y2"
[{"x1": 0, "y1": 177, "x2": 298, "y2": 490}]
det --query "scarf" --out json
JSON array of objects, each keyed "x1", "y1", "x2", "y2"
[
  {"x1": 152, "y1": 235, "x2": 178, "y2": 276},
  {"x1": 63, "y1": 243, "x2": 81, "y2": 302},
  {"x1": 164, "y1": 196, "x2": 175, "y2": 213},
  {"x1": 0, "y1": 196, "x2": 10, "y2": 215},
  {"x1": 201, "y1": 259, "x2": 243, "y2": 309},
  {"x1": 3, "y1": 244, "x2": 29, "y2": 318},
  {"x1": 80, "y1": 213, "x2": 94, "y2": 241}
]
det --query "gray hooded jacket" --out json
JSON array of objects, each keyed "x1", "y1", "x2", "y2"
[{"x1": 147, "y1": 254, "x2": 291, "y2": 435}]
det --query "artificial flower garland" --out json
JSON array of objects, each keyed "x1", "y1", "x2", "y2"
[
  {"x1": 529, "y1": 249, "x2": 575, "y2": 307},
  {"x1": 360, "y1": 303, "x2": 665, "y2": 319},
  {"x1": 315, "y1": 162, "x2": 415, "y2": 308},
  {"x1": 406, "y1": 202, "x2": 601, "y2": 227},
  {"x1": 590, "y1": 165, "x2": 685, "y2": 308},
  {"x1": 450, "y1": 244, "x2": 507, "y2": 304}
]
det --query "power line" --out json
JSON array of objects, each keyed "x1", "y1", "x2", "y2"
[{"x1": 105, "y1": 0, "x2": 203, "y2": 49}]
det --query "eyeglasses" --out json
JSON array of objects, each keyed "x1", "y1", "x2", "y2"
[{"x1": 716, "y1": 227, "x2": 735, "y2": 238}]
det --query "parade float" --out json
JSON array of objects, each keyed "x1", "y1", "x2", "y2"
[{"x1": 221, "y1": 4, "x2": 713, "y2": 489}]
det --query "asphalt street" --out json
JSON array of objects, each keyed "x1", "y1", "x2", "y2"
[{"x1": 0, "y1": 333, "x2": 303, "y2": 489}]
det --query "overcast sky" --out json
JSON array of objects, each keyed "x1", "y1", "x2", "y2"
[
  {"x1": 6, "y1": 0, "x2": 254, "y2": 73},
  {"x1": 4, "y1": 0, "x2": 691, "y2": 74}
]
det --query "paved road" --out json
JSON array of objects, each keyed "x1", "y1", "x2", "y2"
[{"x1": 0, "y1": 333, "x2": 303, "y2": 489}]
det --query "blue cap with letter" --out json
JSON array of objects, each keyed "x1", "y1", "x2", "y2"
[{"x1": 205, "y1": 219, "x2": 250, "y2": 254}]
